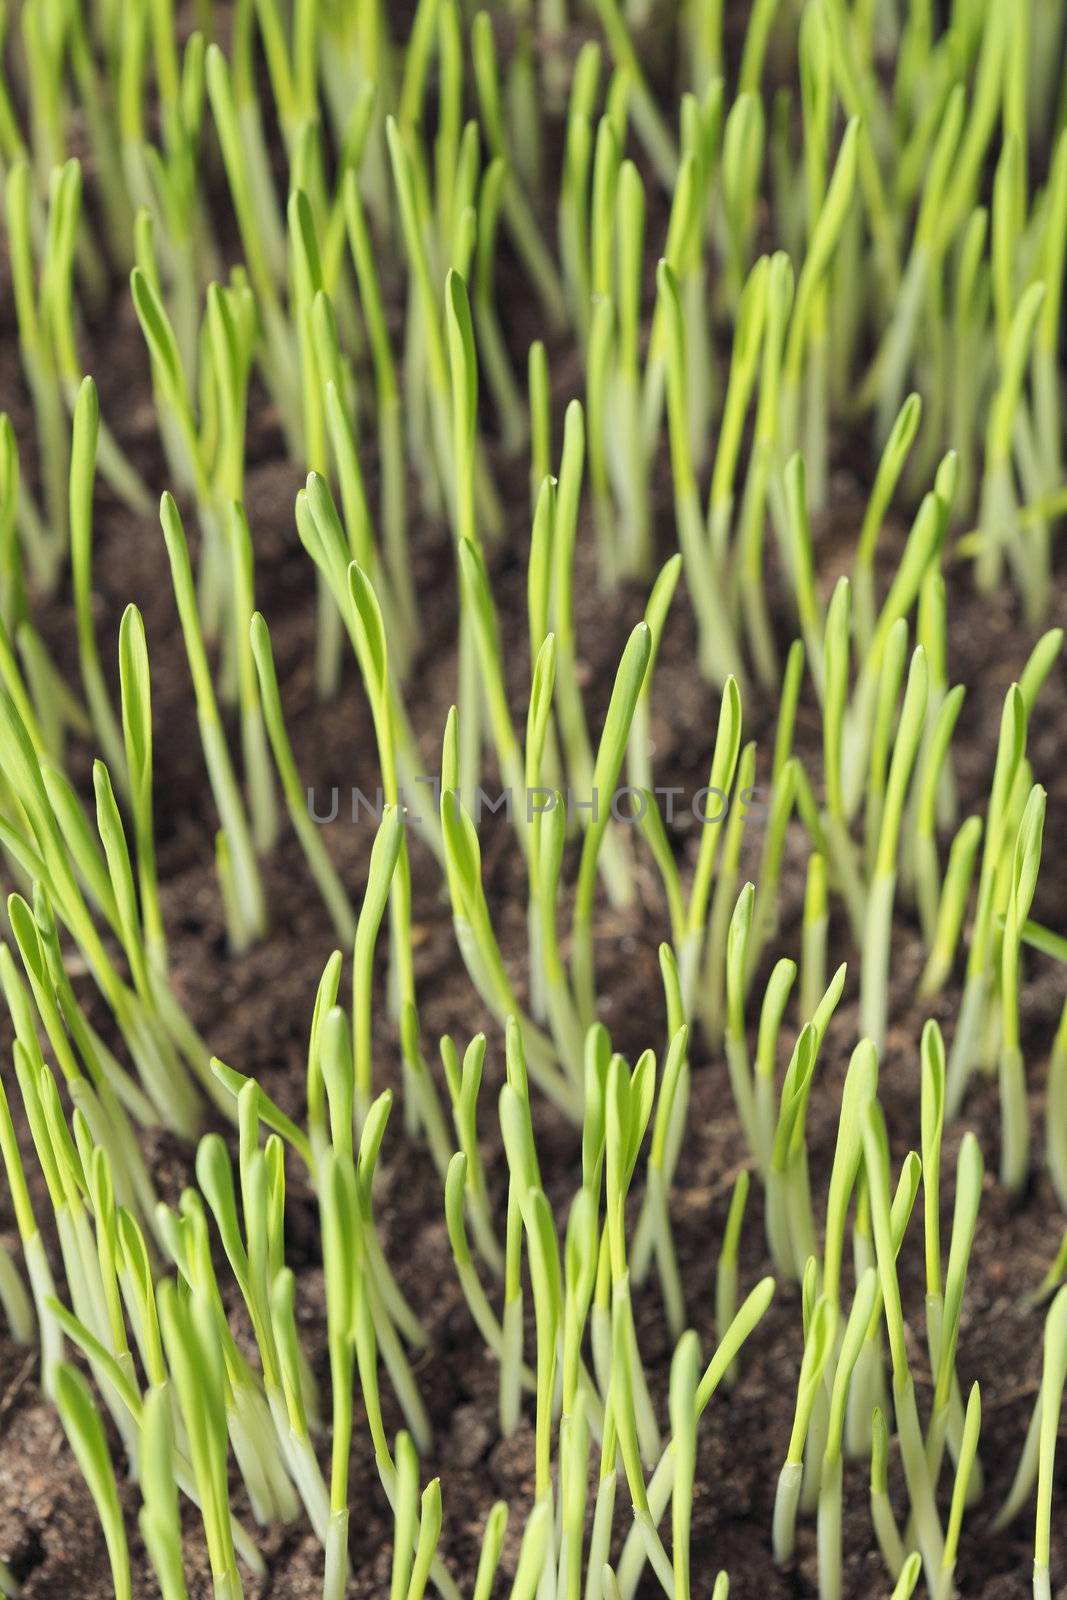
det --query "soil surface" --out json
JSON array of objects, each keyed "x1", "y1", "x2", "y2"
[{"x1": 1, "y1": 13, "x2": 1067, "y2": 1600}]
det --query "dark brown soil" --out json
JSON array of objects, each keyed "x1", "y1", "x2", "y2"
[{"x1": 2, "y1": 19, "x2": 1067, "y2": 1600}]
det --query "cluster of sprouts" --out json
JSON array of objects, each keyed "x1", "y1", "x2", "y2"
[{"x1": 0, "y1": 0, "x2": 1066, "y2": 1598}]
